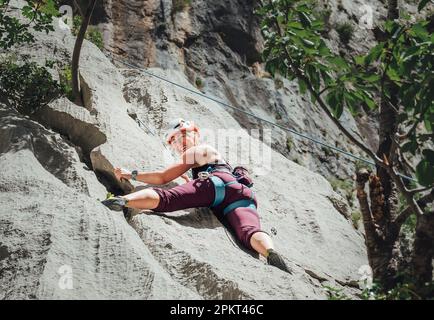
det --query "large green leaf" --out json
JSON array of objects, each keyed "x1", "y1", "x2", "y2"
[
  {"x1": 360, "y1": 90, "x2": 377, "y2": 109},
  {"x1": 401, "y1": 137, "x2": 418, "y2": 155},
  {"x1": 416, "y1": 151, "x2": 434, "y2": 186},
  {"x1": 326, "y1": 89, "x2": 344, "y2": 119},
  {"x1": 298, "y1": 12, "x2": 312, "y2": 28},
  {"x1": 386, "y1": 64, "x2": 402, "y2": 84},
  {"x1": 365, "y1": 43, "x2": 385, "y2": 65},
  {"x1": 424, "y1": 112, "x2": 434, "y2": 131},
  {"x1": 318, "y1": 40, "x2": 331, "y2": 56},
  {"x1": 418, "y1": 0, "x2": 432, "y2": 12},
  {"x1": 327, "y1": 56, "x2": 349, "y2": 70},
  {"x1": 298, "y1": 78, "x2": 308, "y2": 94},
  {"x1": 306, "y1": 64, "x2": 320, "y2": 92}
]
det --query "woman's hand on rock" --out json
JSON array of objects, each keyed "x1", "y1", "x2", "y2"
[{"x1": 114, "y1": 167, "x2": 131, "y2": 181}]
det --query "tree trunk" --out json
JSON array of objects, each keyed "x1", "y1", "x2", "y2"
[
  {"x1": 387, "y1": 0, "x2": 399, "y2": 20},
  {"x1": 352, "y1": 0, "x2": 404, "y2": 291},
  {"x1": 412, "y1": 212, "x2": 434, "y2": 296},
  {"x1": 71, "y1": 0, "x2": 97, "y2": 106},
  {"x1": 412, "y1": 191, "x2": 434, "y2": 295},
  {"x1": 357, "y1": 170, "x2": 401, "y2": 290}
]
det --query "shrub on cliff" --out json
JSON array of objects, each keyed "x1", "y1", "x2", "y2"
[{"x1": 0, "y1": 57, "x2": 63, "y2": 115}]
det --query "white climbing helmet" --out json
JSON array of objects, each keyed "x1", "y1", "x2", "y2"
[{"x1": 165, "y1": 118, "x2": 200, "y2": 145}]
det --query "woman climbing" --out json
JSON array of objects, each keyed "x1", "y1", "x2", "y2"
[{"x1": 102, "y1": 119, "x2": 291, "y2": 273}]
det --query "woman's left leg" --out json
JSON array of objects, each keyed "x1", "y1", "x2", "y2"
[
  {"x1": 122, "y1": 188, "x2": 160, "y2": 210},
  {"x1": 103, "y1": 178, "x2": 215, "y2": 212}
]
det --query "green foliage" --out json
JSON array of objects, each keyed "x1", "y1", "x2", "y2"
[
  {"x1": 58, "y1": 64, "x2": 73, "y2": 101},
  {"x1": 354, "y1": 159, "x2": 370, "y2": 172},
  {"x1": 336, "y1": 22, "x2": 354, "y2": 45},
  {"x1": 402, "y1": 213, "x2": 417, "y2": 233},
  {"x1": 257, "y1": 0, "x2": 375, "y2": 120},
  {"x1": 40, "y1": 0, "x2": 60, "y2": 16},
  {"x1": 0, "y1": 57, "x2": 62, "y2": 115},
  {"x1": 322, "y1": 285, "x2": 350, "y2": 300},
  {"x1": 418, "y1": 0, "x2": 433, "y2": 11},
  {"x1": 286, "y1": 136, "x2": 293, "y2": 152},
  {"x1": 195, "y1": 76, "x2": 204, "y2": 89},
  {"x1": 329, "y1": 177, "x2": 354, "y2": 204},
  {"x1": 318, "y1": 8, "x2": 332, "y2": 27},
  {"x1": 321, "y1": 145, "x2": 334, "y2": 157},
  {"x1": 172, "y1": 0, "x2": 191, "y2": 14},
  {"x1": 72, "y1": 14, "x2": 81, "y2": 34},
  {"x1": 257, "y1": 0, "x2": 434, "y2": 188},
  {"x1": 292, "y1": 155, "x2": 301, "y2": 164},
  {"x1": 72, "y1": 15, "x2": 104, "y2": 50},
  {"x1": 416, "y1": 150, "x2": 434, "y2": 187},
  {"x1": 351, "y1": 210, "x2": 361, "y2": 229},
  {"x1": 274, "y1": 76, "x2": 284, "y2": 89},
  {"x1": 87, "y1": 26, "x2": 103, "y2": 49},
  {"x1": 0, "y1": 0, "x2": 58, "y2": 49},
  {"x1": 361, "y1": 280, "x2": 434, "y2": 300}
]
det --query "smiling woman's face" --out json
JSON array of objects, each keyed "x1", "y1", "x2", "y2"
[{"x1": 170, "y1": 131, "x2": 199, "y2": 154}]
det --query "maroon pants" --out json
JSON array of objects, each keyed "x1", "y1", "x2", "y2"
[{"x1": 152, "y1": 172, "x2": 262, "y2": 251}]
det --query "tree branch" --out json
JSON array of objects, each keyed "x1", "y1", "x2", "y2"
[
  {"x1": 318, "y1": 85, "x2": 330, "y2": 96},
  {"x1": 73, "y1": 0, "x2": 84, "y2": 17},
  {"x1": 398, "y1": 149, "x2": 416, "y2": 174},
  {"x1": 409, "y1": 186, "x2": 433, "y2": 195},
  {"x1": 22, "y1": 0, "x2": 44, "y2": 28},
  {"x1": 380, "y1": 25, "x2": 407, "y2": 98},
  {"x1": 395, "y1": 206, "x2": 413, "y2": 227},
  {"x1": 386, "y1": 165, "x2": 424, "y2": 217},
  {"x1": 356, "y1": 169, "x2": 384, "y2": 242},
  {"x1": 399, "y1": 103, "x2": 431, "y2": 140},
  {"x1": 396, "y1": 189, "x2": 434, "y2": 225},
  {"x1": 71, "y1": 0, "x2": 97, "y2": 105},
  {"x1": 265, "y1": 0, "x2": 382, "y2": 166}
]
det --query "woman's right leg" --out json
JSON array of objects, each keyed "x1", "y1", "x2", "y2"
[
  {"x1": 226, "y1": 208, "x2": 292, "y2": 274},
  {"x1": 250, "y1": 232, "x2": 274, "y2": 257}
]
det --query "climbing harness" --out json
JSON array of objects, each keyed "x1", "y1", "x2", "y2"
[
  {"x1": 197, "y1": 171, "x2": 210, "y2": 181},
  {"x1": 107, "y1": 53, "x2": 418, "y2": 183},
  {"x1": 200, "y1": 167, "x2": 257, "y2": 216}
]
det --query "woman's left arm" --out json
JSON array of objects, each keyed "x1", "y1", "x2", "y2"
[
  {"x1": 114, "y1": 148, "x2": 197, "y2": 184},
  {"x1": 157, "y1": 161, "x2": 195, "y2": 184},
  {"x1": 114, "y1": 162, "x2": 193, "y2": 185}
]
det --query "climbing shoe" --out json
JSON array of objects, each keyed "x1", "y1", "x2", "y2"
[
  {"x1": 102, "y1": 196, "x2": 127, "y2": 211},
  {"x1": 267, "y1": 249, "x2": 292, "y2": 274}
]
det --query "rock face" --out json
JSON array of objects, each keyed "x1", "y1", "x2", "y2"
[
  {"x1": 0, "y1": 1, "x2": 369, "y2": 299},
  {"x1": 97, "y1": 0, "x2": 386, "y2": 183},
  {"x1": 0, "y1": 105, "x2": 199, "y2": 300}
]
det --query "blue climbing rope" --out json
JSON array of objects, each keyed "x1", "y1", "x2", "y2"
[{"x1": 109, "y1": 55, "x2": 418, "y2": 183}]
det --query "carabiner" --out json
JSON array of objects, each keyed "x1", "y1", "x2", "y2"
[{"x1": 198, "y1": 171, "x2": 210, "y2": 181}]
